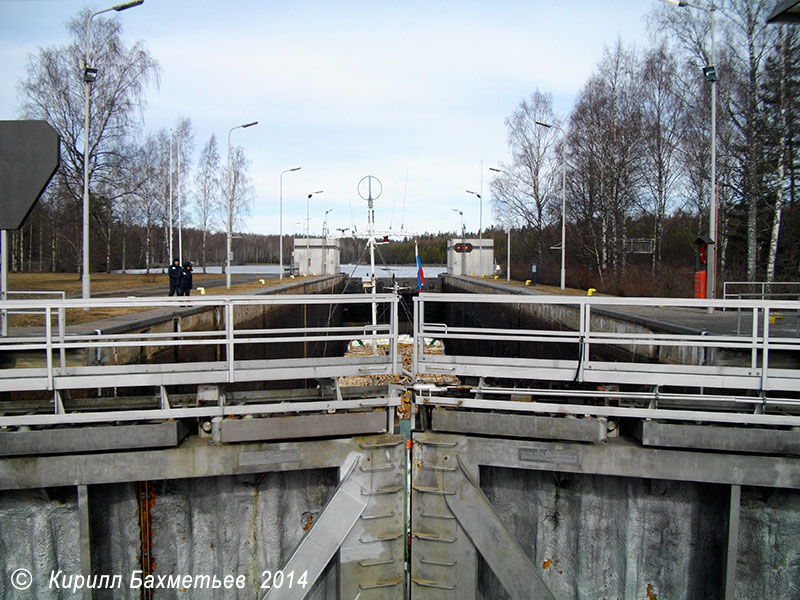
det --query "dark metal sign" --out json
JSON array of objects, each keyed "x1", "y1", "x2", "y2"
[{"x1": 0, "y1": 120, "x2": 60, "y2": 230}]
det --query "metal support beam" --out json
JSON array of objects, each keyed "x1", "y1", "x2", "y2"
[
  {"x1": 724, "y1": 484, "x2": 741, "y2": 600},
  {"x1": 339, "y1": 437, "x2": 406, "y2": 599},
  {"x1": 264, "y1": 457, "x2": 367, "y2": 600},
  {"x1": 636, "y1": 421, "x2": 800, "y2": 455},
  {"x1": 220, "y1": 410, "x2": 388, "y2": 443},
  {"x1": 432, "y1": 406, "x2": 607, "y2": 443},
  {"x1": 445, "y1": 456, "x2": 557, "y2": 600},
  {"x1": 77, "y1": 484, "x2": 92, "y2": 600},
  {"x1": 411, "y1": 437, "x2": 477, "y2": 599}
]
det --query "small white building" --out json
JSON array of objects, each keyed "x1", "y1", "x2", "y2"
[
  {"x1": 447, "y1": 238, "x2": 494, "y2": 277},
  {"x1": 292, "y1": 238, "x2": 340, "y2": 276}
]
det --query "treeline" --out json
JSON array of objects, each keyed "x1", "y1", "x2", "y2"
[
  {"x1": 9, "y1": 4, "x2": 800, "y2": 297},
  {"x1": 491, "y1": 3, "x2": 800, "y2": 296}
]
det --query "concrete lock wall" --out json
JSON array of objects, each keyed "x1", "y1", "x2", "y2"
[
  {"x1": 0, "y1": 470, "x2": 339, "y2": 600},
  {"x1": 477, "y1": 468, "x2": 800, "y2": 600}
]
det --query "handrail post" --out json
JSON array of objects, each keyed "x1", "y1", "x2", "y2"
[
  {"x1": 411, "y1": 296, "x2": 424, "y2": 383},
  {"x1": 580, "y1": 302, "x2": 590, "y2": 382},
  {"x1": 226, "y1": 302, "x2": 235, "y2": 384},
  {"x1": 391, "y1": 296, "x2": 399, "y2": 375},
  {"x1": 751, "y1": 307, "x2": 759, "y2": 372},
  {"x1": 762, "y1": 306, "x2": 770, "y2": 392},
  {"x1": 58, "y1": 302, "x2": 66, "y2": 369},
  {"x1": 45, "y1": 306, "x2": 54, "y2": 392}
]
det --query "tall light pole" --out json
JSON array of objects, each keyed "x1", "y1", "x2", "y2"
[
  {"x1": 489, "y1": 167, "x2": 511, "y2": 281},
  {"x1": 279, "y1": 167, "x2": 301, "y2": 279},
  {"x1": 666, "y1": 0, "x2": 717, "y2": 306},
  {"x1": 82, "y1": 0, "x2": 144, "y2": 300},
  {"x1": 306, "y1": 190, "x2": 323, "y2": 275},
  {"x1": 322, "y1": 208, "x2": 335, "y2": 276},
  {"x1": 226, "y1": 120, "x2": 258, "y2": 289},
  {"x1": 452, "y1": 208, "x2": 465, "y2": 276},
  {"x1": 466, "y1": 190, "x2": 482, "y2": 241},
  {"x1": 535, "y1": 121, "x2": 567, "y2": 290}
]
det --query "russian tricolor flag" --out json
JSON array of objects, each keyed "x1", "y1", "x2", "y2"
[{"x1": 415, "y1": 240, "x2": 424, "y2": 292}]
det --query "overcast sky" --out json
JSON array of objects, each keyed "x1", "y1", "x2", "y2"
[{"x1": 1, "y1": 0, "x2": 659, "y2": 241}]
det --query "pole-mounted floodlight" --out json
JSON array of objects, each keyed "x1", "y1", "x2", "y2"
[
  {"x1": 665, "y1": 0, "x2": 717, "y2": 309},
  {"x1": 279, "y1": 167, "x2": 301, "y2": 279},
  {"x1": 81, "y1": 0, "x2": 144, "y2": 300},
  {"x1": 304, "y1": 190, "x2": 323, "y2": 275},
  {"x1": 535, "y1": 120, "x2": 567, "y2": 290},
  {"x1": 489, "y1": 166, "x2": 512, "y2": 281},
  {"x1": 226, "y1": 120, "x2": 259, "y2": 289},
  {"x1": 466, "y1": 189, "x2": 482, "y2": 240}
]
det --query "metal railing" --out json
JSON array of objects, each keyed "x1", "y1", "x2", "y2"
[
  {"x1": 0, "y1": 293, "x2": 399, "y2": 427},
  {"x1": 1, "y1": 290, "x2": 66, "y2": 337},
  {"x1": 413, "y1": 293, "x2": 800, "y2": 426},
  {"x1": 723, "y1": 281, "x2": 800, "y2": 301}
]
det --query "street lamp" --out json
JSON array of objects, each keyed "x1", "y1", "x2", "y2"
[
  {"x1": 322, "y1": 208, "x2": 335, "y2": 276},
  {"x1": 666, "y1": 0, "x2": 717, "y2": 307},
  {"x1": 489, "y1": 167, "x2": 511, "y2": 281},
  {"x1": 452, "y1": 208, "x2": 466, "y2": 276},
  {"x1": 306, "y1": 190, "x2": 323, "y2": 275},
  {"x1": 226, "y1": 120, "x2": 258, "y2": 289},
  {"x1": 81, "y1": 0, "x2": 144, "y2": 299},
  {"x1": 323, "y1": 208, "x2": 336, "y2": 237},
  {"x1": 535, "y1": 121, "x2": 567, "y2": 291},
  {"x1": 466, "y1": 189, "x2": 482, "y2": 240},
  {"x1": 279, "y1": 167, "x2": 301, "y2": 279}
]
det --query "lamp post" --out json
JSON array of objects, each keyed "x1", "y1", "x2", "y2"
[
  {"x1": 306, "y1": 190, "x2": 323, "y2": 275},
  {"x1": 323, "y1": 208, "x2": 335, "y2": 276},
  {"x1": 666, "y1": 0, "x2": 717, "y2": 307},
  {"x1": 452, "y1": 208, "x2": 465, "y2": 276},
  {"x1": 535, "y1": 121, "x2": 567, "y2": 290},
  {"x1": 466, "y1": 189, "x2": 482, "y2": 242},
  {"x1": 279, "y1": 167, "x2": 301, "y2": 279},
  {"x1": 82, "y1": 0, "x2": 144, "y2": 300},
  {"x1": 226, "y1": 120, "x2": 258, "y2": 290},
  {"x1": 489, "y1": 167, "x2": 511, "y2": 281}
]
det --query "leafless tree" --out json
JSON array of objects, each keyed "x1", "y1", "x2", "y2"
[
  {"x1": 639, "y1": 42, "x2": 684, "y2": 270},
  {"x1": 491, "y1": 90, "x2": 560, "y2": 266},
  {"x1": 195, "y1": 134, "x2": 222, "y2": 273},
  {"x1": 18, "y1": 9, "x2": 159, "y2": 273}
]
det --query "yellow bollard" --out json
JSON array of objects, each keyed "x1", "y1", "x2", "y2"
[
  {"x1": 587, "y1": 288, "x2": 596, "y2": 296},
  {"x1": 494, "y1": 275, "x2": 499, "y2": 280},
  {"x1": 259, "y1": 279, "x2": 265, "y2": 285},
  {"x1": 197, "y1": 287, "x2": 206, "y2": 295},
  {"x1": 525, "y1": 280, "x2": 531, "y2": 286}
]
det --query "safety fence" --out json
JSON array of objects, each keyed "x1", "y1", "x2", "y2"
[
  {"x1": 0, "y1": 293, "x2": 399, "y2": 427},
  {"x1": 412, "y1": 293, "x2": 800, "y2": 426}
]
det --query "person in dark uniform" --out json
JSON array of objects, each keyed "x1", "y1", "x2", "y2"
[
  {"x1": 179, "y1": 261, "x2": 193, "y2": 296},
  {"x1": 168, "y1": 259, "x2": 182, "y2": 296}
]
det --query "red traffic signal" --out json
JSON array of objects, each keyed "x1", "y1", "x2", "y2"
[{"x1": 454, "y1": 243, "x2": 473, "y2": 253}]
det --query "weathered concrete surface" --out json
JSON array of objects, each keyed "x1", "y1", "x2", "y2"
[
  {"x1": 737, "y1": 486, "x2": 800, "y2": 599},
  {"x1": 0, "y1": 470, "x2": 340, "y2": 600},
  {"x1": 478, "y1": 467, "x2": 729, "y2": 600},
  {"x1": 150, "y1": 471, "x2": 338, "y2": 600},
  {"x1": 0, "y1": 488, "x2": 81, "y2": 599}
]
